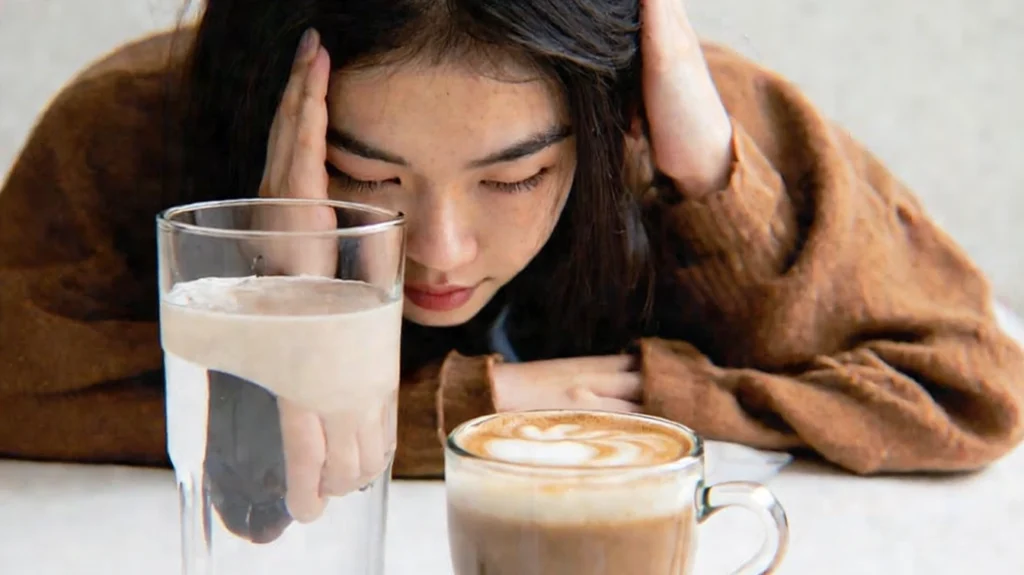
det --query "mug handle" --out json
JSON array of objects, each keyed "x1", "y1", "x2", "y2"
[{"x1": 698, "y1": 481, "x2": 790, "y2": 574}]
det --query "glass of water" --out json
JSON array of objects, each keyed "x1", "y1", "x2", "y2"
[{"x1": 157, "y1": 198, "x2": 405, "y2": 575}]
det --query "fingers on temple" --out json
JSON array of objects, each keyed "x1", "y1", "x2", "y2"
[
  {"x1": 266, "y1": 30, "x2": 331, "y2": 195},
  {"x1": 289, "y1": 46, "x2": 331, "y2": 198},
  {"x1": 280, "y1": 29, "x2": 322, "y2": 121}
]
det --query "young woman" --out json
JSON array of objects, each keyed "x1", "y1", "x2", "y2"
[{"x1": 2, "y1": 0, "x2": 1023, "y2": 515}]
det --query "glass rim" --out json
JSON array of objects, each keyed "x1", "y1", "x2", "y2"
[
  {"x1": 445, "y1": 409, "x2": 704, "y2": 474},
  {"x1": 156, "y1": 198, "x2": 405, "y2": 239}
]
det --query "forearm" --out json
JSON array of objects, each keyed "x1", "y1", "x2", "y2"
[
  {"x1": 649, "y1": 120, "x2": 800, "y2": 316},
  {"x1": 640, "y1": 326, "x2": 1024, "y2": 474},
  {"x1": 0, "y1": 65, "x2": 165, "y2": 398},
  {"x1": 0, "y1": 372, "x2": 168, "y2": 466}
]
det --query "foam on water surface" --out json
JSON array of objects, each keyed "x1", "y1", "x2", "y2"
[
  {"x1": 160, "y1": 275, "x2": 402, "y2": 413},
  {"x1": 164, "y1": 275, "x2": 385, "y2": 317}
]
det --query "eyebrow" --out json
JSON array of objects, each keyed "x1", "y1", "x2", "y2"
[{"x1": 326, "y1": 124, "x2": 573, "y2": 169}]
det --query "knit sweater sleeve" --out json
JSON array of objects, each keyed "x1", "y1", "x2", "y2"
[
  {"x1": 393, "y1": 352, "x2": 501, "y2": 477},
  {"x1": 638, "y1": 44, "x2": 1024, "y2": 474},
  {"x1": 0, "y1": 67, "x2": 173, "y2": 464}
]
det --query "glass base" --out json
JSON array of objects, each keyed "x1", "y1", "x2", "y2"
[{"x1": 176, "y1": 463, "x2": 391, "y2": 575}]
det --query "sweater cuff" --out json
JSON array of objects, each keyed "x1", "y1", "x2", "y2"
[
  {"x1": 638, "y1": 338, "x2": 797, "y2": 448},
  {"x1": 435, "y1": 351, "x2": 502, "y2": 444},
  {"x1": 639, "y1": 338, "x2": 727, "y2": 425},
  {"x1": 666, "y1": 121, "x2": 799, "y2": 312}
]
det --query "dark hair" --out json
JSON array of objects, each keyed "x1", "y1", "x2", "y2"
[{"x1": 179, "y1": 0, "x2": 657, "y2": 362}]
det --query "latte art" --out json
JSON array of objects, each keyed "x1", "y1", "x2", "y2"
[
  {"x1": 447, "y1": 411, "x2": 699, "y2": 525},
  {"x1": 459, "y1": 413, "x2": 690, "y2": 468}
]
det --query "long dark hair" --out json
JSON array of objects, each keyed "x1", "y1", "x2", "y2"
[{"x1": 178, "y1": 0, "x2": 658, "y2": 362}]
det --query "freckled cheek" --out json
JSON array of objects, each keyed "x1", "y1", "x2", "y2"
[{"x1": 476, "y1": 183, "x2": 570, "y2": 265}]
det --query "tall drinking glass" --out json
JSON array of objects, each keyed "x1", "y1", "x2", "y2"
[{"x1": 157, "y1": 198, "x2": 405, "y2": 575}]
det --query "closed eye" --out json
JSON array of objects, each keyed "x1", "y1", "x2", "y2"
[
  {"x1": 483, "y1": 168, "x2": 549, "y2": 194},
  {"x1": 326, "y1": 164, "x2": 399, "y2": 192}
]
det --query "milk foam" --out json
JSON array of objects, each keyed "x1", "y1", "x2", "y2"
[
  {"x1": 460, "y1": 414, "x2": 689, "y2": 468},
  {"x1": 160, "y1": 275, "x2": 402, "y2": 414},
  {"x1": 479, "y1": 423, "x2": 685, "y2": 468},
  {"x1": 447, "y1": 413, "x2": 699, "y2": 523}
]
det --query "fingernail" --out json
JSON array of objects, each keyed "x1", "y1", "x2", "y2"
[{"x1": 299, "y1": 29, "x2": 318, "y2": 58}]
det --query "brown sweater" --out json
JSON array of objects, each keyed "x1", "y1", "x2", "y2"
[{"x1": 2, "y1": 31, "x2": 1023, "y2": 477}]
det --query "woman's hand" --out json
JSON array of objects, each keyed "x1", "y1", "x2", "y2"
[
  {"x1": 636, "y1": 0, "x2": 735, "y2": 197},
  {"x1": 491, "y1": 355, "x2": 643, "y2": 413},
  {"x1": 233, "y1": 29, "x2": 390, "y2": 529},
  {"x1": 253, "y1": 28, "x2": 337, "y2": 277}
]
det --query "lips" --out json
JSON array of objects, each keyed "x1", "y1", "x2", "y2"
[{"x1": 404, "y1": 283, "x2": 476, "y2": 312}]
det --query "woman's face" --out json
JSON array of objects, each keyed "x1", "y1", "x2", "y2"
[{"x1": 326, "y1": 58, "x2": 576, "y2": 327}]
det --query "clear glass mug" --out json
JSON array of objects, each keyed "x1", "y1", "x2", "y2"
[
  {"x1": 445, "y1": 410, "x2": 789, "y2": 575},
  {"x1": 157, "y1": 198, "x2": 405, "y2": 575}
]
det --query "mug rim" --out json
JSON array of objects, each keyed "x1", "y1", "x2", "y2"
[
  {"x1": 445, "y1": 409, "x2": 704, "y2": 474},
  {"x1": 156, "y1": 198, "x2": 405, "y2": 239}
]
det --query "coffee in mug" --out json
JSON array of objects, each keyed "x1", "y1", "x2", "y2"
[{"x1": 444, "y1": 410, "x2": 789, "y2": 575}]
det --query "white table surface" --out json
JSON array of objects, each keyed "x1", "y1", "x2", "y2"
[
  {"x1": 2, "y1": 303, "x2": 1023, "y2": 575},
  {"x1": 0, "y1": 449, "x2": 1022, "y2": 575}
]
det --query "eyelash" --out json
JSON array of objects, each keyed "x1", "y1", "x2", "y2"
[
  {"x1": 326, "y1": 164, "x2": 392, "y2": 192},
  {"x1": 326, "y1": 164, "x2": 548, "y2": 194},
  {"x1": 484, "y1": 169, "x2": 548, "y2": 194}
]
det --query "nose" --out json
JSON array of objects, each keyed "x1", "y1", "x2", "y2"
[{"x1": 405, "y1": 190, "x2": 478, "y2": 275}]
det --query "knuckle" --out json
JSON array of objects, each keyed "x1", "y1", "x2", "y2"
[
  {"x1": 298, "y1": 87, "x2": 326, "y2": 116},
  {"x1": 293, "y1": 127, "x2": 320, "y2": 153},
  {"x1": 281, "y1": 103, "x2": 300, "y2": 124},
  {"x1": 299, "y1": 88, "x2": 318, "y2": 107},
  {"x1": 565, "y1": 385, "x2": 591, "y2": 402}
]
